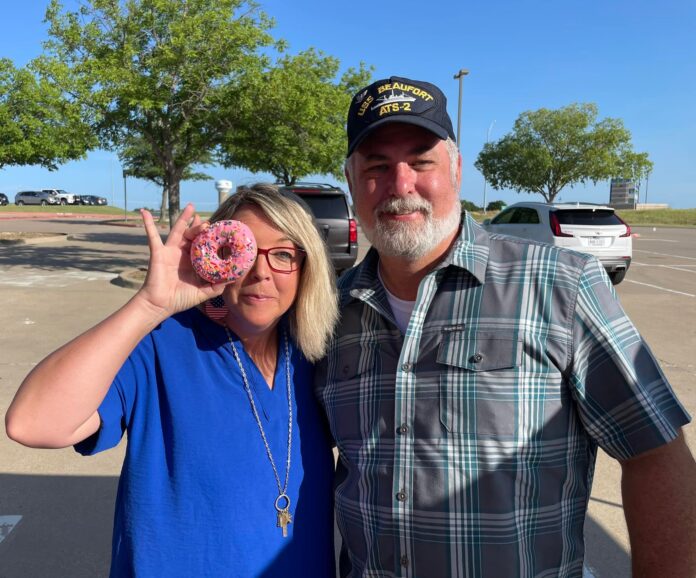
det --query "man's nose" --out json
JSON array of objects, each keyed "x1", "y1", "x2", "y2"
[{"x1": 391, "y1": 162, "x2": 417, "y2": 196}]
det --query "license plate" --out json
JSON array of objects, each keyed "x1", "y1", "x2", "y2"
[{"x1": 587, "y1": 237, "x2": 607, "y2": 247}]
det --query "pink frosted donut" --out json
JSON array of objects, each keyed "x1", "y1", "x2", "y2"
[{"x1": 190, "y1": 220, "x2": 257, "y2": 283}]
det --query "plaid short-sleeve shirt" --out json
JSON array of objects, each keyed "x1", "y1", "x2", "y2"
[{"x1": 315, "y1": 213, "x2": 690, "y2": 578}]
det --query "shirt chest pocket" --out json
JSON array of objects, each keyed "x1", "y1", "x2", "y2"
[{"x1": 437, "y1": 330, "x2": 522, "y2": 435}]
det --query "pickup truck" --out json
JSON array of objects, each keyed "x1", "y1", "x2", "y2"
[{"x1": 42, "y1": 189, "x2": 79, "y2": 205}]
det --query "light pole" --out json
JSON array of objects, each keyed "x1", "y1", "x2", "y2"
[
  {"x1": 122, "y1": 170, "x2": 128, "y2": 222},
  {"x1": 453, "y1": 69, "x2": 469, "y2": 150},
  {"x1": 482, "y1": 120, "x2": 496, "y2": 213}
]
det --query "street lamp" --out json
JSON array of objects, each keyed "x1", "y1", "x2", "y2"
[
  {"x1": 453, "y1": 68, "x2": 469, "y2": 149},
  {"x1": 482, "y1": 120, "x2": 496, "y2": 213},
  {"x1": 122, "y1": 169, "x2": 128, "y2": 222}
]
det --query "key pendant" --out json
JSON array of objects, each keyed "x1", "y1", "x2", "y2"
[
  {"x1": 277, "y1": 508, "x2": 292, "y2": 537},
  {"x1": 275, "y1": 493, "x2": 292, "y2": 538}
]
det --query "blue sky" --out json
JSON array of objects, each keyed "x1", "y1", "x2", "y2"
[{"x1": 1, "y1": 0, "x2": 695, "y2": 210}]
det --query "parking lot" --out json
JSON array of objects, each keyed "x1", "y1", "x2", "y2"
[{"x1": 0, "y1": 217, "x2": 694, "y2": 577}]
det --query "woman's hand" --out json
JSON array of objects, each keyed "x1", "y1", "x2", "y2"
[{"x1": 135, "y1": 204, "x2": 227, "y2": 318}]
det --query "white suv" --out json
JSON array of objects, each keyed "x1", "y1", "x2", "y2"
[
  {"x1": 482, "y1": 202, "x2": 632, "y2": 285},
  {"x1": 42, "y1": 189, "x2": 78, "y2": 205}
]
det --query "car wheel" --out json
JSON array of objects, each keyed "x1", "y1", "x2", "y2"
[
  {"x1": 609, "y1": 270, "x2": 626, "y2": 285},
  {"x1": 60, "y1": 199, "x2": 67, "y2": 205},
  {"x1": 41, "y1": 200, "x2": 48, "y2": 206},
  {"x1": 17, "y1": 201, "x2": 24, "y2": 206}
]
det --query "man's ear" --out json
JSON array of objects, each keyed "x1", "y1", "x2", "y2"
[
  {"x1": 344, "y1": 160, "x2": 353, "y2": 192},
  {"x1": 456, "y1": 151, "x2": 462, "y2": 191}
]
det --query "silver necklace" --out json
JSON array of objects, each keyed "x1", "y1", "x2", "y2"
[{"x1": 224, "y1": 327, "x2": 294, "y2": 537}]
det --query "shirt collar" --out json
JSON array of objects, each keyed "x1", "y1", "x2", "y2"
[{"x1": 441, "y1": 211, "x2": 490, "y2": 284}]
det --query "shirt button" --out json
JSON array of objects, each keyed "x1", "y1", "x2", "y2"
[
  {"x1": 401, "y1": 362, "x2": 412, "y2": 372},
  {"x1": 400, "y1": 555, "x2": 409, "y2": 567},
  {"x1": 396, "y1": 490, "x2": 407, "y2": 502},
  {"x1": 470, "y1": 353, "x2": 484, "y2": 363},
  {"x1": 397, "y1": 424, "x2": 409, "y2": 435}
]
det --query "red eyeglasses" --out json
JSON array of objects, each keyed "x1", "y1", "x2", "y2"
[{"x1": 255, "y1": 247, "x2": 306, "y2": 273}]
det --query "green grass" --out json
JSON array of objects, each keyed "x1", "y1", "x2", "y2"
[
  {"x1": 614, "y1": 208, "x2": 696, "y2": 227},
  {"x1": 3, "y1": 204, "x2": 694, "y2": 227},
  {"x1": 0, "y1": 204, "x2": 127, "y2": 215}
]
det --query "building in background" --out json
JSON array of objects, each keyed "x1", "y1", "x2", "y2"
[{"x1": 609, "y1": 179, "x2": 637, "y2": 209}]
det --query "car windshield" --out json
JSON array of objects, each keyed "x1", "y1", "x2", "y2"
[
  {"x1": 297, "y1": 195, "x2": 348, "y2": 219},
  {"x1": 554, "y1": 209, "x2": 622, "y2": 225}
]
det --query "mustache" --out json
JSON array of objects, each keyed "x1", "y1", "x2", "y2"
[{"x1": 375, "y1": 197, "x2": 432, "y2": 218}]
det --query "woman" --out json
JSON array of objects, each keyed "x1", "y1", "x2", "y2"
[{"x1": 6, "y1": 184, "x2": 339, "y2": 577}]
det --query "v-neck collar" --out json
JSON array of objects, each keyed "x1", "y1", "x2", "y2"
[
  {"x1": 191, "y1": 308, "x2": 288, "y2": 422},
  {"x1": 227, "y1": 328, "x2": 287, "y2": 422}
]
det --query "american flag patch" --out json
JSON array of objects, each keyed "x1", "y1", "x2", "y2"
[{"x1": 204, "y1": 297, "x2": 228, "y2": 321}]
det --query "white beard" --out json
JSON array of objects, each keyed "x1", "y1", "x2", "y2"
[{"x1": 362, "y1": 196, "x2": 461, "y2": 260}]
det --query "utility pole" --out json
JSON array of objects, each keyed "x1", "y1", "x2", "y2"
[
  {"x1": 453, "y1": 69, "x2": 470, "y2": 150},
  {"x1": 123, "y1": 170, "x2": 128, "y2": 222},
  {"x1": 482, "y1": 120, "x2": 496, "y2": 213}
]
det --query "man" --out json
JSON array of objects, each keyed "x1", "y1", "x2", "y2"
[{"x1": 315, "y1": 76, "x2": 696, "y2": 577}]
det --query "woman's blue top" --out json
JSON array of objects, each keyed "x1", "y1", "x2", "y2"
[{"x1": 76, "y1": 308, "x2": 335, "y2": 577}]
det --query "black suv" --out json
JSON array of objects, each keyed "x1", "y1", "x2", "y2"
[
  {"x1": 279, "y1": 182, "x2": 358, "y2": 274},
  {"x1": 0, "y1": 193, "x2": 8, "y2": 206}
]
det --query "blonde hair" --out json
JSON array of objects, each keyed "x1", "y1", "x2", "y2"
[{"x1": 210, "y1": 183, "x2": 338, "y2": 362}]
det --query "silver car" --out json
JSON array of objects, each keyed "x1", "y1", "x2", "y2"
[
  {"x1": 483, "y1": 201, "x2": 632, "y2": 285},
  {"x1": 14, "y1": 191, "x2": 61, "y2": 206}
]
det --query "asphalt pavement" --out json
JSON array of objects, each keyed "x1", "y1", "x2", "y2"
[{"x1": 0, "y1": 216, "x2": 694, "y2": 578}]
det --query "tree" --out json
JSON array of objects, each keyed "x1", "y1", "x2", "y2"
[
  {"x1": 460, "y1": 199, "x2": 482, "y2": 213},
  {"x1": 37, "y1": 0, "x2": 276, "y2": 226},
  {"x1": 119, "y1": 134, "x2": 211, "y2": 223},
  {"x1": 475, "y1": 103, "x2": 653, "y2": 204},
  {"x1": 486, "y1": 200, "x2": 507, "y2": 212},
  {"x1": 0, "y1": 58, "x2": 94, "y2": 171},
  {"x1": 218, "y1": 49, "x2": 371, "y2": 185}
]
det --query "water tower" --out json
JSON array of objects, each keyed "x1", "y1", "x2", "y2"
[{"x1": 215, "y1": 180, "x2": 233, "y2": 206}]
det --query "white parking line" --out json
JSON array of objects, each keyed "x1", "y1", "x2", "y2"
[
  {"x1": 634, "y1": 249, "x2": 696, "y2": 261},
  {"x1": 635, "y1": 238, "x2": 678, "y2": 243},
  {"x1": 632, "y1": 263, "x2": 696, "y2": 274},
  {"x1": 624, "y1": 279, "x2": 695, "y2": 297},
  {"x1": 0, "y1": 515, "x2": 22, "y2": 544}
]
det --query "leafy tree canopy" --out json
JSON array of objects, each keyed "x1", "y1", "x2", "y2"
[
  {"x1": 460, "y1": 199, "x2": 482, "y2": 213},
  {"x1": 218, "y1": 49, "x2": 371, "y2": 185},
  {"x1": 486, "y1": 200, "x2": 507, "y2": 212},
  {"x1": 120, "y1": 134, "x2": 211, "y2": 187},
  {"x1": 474, "y1": 103, "x2": 653, "y2": 203},
  {"x1": 0, "y1": 58, "x2": 94, "y2": 171},
  {"x1": 36, "y1": 0, "x2": 276, "y2": 225},
  {"x1": 120, "y1": 133, "x2": 211, "y2": 222}
]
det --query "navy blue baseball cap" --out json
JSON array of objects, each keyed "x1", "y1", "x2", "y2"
[{"x1": 346, "y1": 76, "x2": 456, "y2": 157}]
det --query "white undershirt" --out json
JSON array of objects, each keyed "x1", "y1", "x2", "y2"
[{"x1": 378, "y1": 265, "x2": 416, "y2": 334}]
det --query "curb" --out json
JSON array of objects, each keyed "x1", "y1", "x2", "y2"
[
  {"x1": 113, "y1": 268, "x2": 147, "y2": 290},
  {"x1": 0, "y1": 233, "x2": 68, "y2": 245}
]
